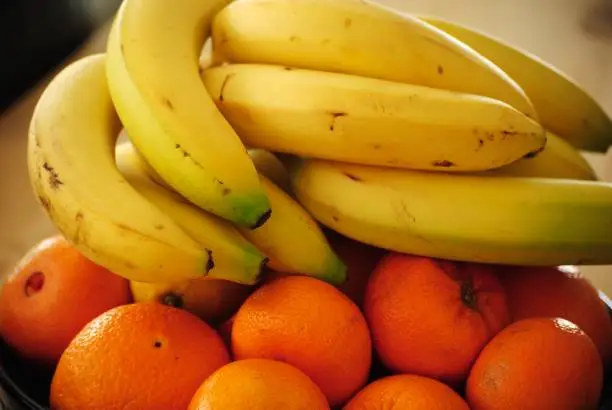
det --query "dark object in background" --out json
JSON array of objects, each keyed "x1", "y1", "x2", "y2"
[
  {"x1": 582, "y1": 0, "x2": 612, "y2": 42},
  {"x1": 0, "y1": 0, "x2": 121, "y2": 113}
]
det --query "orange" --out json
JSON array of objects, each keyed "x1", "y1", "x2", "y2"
[
  {"x1": 0, "y1": 235, "x2": 131, "y2": 366},
  {"x1": 129, "y1": 276, "x2": 252, "y2": 325},
  {"x1": 344, "y1": 374, "x2": 470, "y2": 410},
  {"x1": 498, "y1": 265, "x2": 612, "y2": 365},
  {"x1": 231, "y1": 275, "x2": 371, "y2": 406},
  {"x1": 188, "y1": 359, "x2": 329, "y2": 410},
  {"x1": 50, "y1": 302, "x2": 230, "y2": 410},
  {"x1": 326, "y1": 230, "x2": 385, "y2": 307},
  {"x1": 363, "y1": 253, "x2": 510, "y2": 385},
  {"x1": 467, "y1": 317, "x2": 603, "y2": 410},
  {"x1": 262, "y1": 231, "x2": 384, "y2": 309}
]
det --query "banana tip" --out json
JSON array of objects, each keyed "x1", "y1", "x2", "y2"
[
  {"x1": 250, "y1": 208, "x2": 273, "y2": 230},
  {"x1": 324, "y1": 255, "x2": 348, "y2": 286}
]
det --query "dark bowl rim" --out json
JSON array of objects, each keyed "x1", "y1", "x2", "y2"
[{"x1": 0, "y1": 360, "x2": 46, "y2": 410}]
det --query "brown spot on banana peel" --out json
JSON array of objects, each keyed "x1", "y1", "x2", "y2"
[
  {"x1": 73, "y1": 211, "x2": 85, "y2": 245},
  {"x1": 344, "y1": 18, "x2": 352, "y2": 28},
  {"x1": 175, "y1": 144, "x2": 190, "y2": 158},
  {"x1": 432, "y1": 160, "x2": 455, "y2": 167},
  {"x1": 38, "y1": 195, "x2": 51, "y2": 212},
  {"x1": 32, "y1": 132, "x2": 40, "y2": 148},
  {"x1": 205, "y1": 249, "x2": 215, "y2": 273},
  {"x1": 476, "y1": 139, "x2": 485, "y2": 151},
  {"x1": 216, "y1": 179, "x2": 231, "y2": 197},
  {"x1": 437, "y1": 65, "x2": 444, "y2": 75},
  {"x1": 329, "y1": 111, "x2": 348, "y2": 131},
  {"x1": 500, "y1": 130, "x2": 519, "y2": 139},
  {"x1": 42, "y1": 162, "x2": 62, "y2": 189},
  {"x1": 289, "y1": 35, "x2": 299, "y2": 42},
  {"x1": 161, "y1": 97, "x2": 174, "y2": 111},
  {"x1": 332, "y1": 215, "x2": 340, "y2": 222},
  {"x1": 344, "y1": 173, "x2": 362, "y2": 182},
  {"x1": 154, "y1": 224, "x2": 165, "y2": 230},
  {"x1": 217, "y1": 32, "x2": 229, "y2": 45},
  {"x1": 218, "y1": 73, "x2": 236, "y2": 102}
]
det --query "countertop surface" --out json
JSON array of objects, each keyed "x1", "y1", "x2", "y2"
[{"x1": 1, "y1": 0, "x2": 612, "y2": 292}]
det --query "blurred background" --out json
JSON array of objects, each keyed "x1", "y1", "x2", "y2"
[{"x1": 1, "y1": 0, "x2": 612, "y2": 289}]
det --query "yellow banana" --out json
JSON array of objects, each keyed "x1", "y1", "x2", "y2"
[
  {"x1": 488, "y1": 132, "x2": 597, "y2": 180},
  {"x1": 239, "y1": 176, "x2": 347, "y2": 285},
  {"x1": 27, "y1": 54, "x2": 211, "y2": 283},
  {"x1": 126, "y1": 139, "x2": 347, "y2": 285},
  {"x1": 422, "y1": 16, "x2": 612, "y2": 153},
  {"x1": 115, "y1": 142, "x2": 267, "y2": 285},
  {"x1": 212, "y1": 0, "x2": 537, "y2": 118},
  {"x1": 203, "y1": 63, "x2": 545, "y2": 172},
  {"x1": 129, "y1": 278, "x2": 252, "y2": 325},
  {"x1": 288, "y1": 158, "x2": 612, "y2": 266},
  {"x1": 106, "y1": 0, "x2": 271, "y2": 229},
  {"x1": 248, "y1": 149, "x2": 292, "y2": 193}
]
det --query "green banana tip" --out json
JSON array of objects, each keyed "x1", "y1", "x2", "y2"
[
  {"x1": 200, "y1": 248, "x2": 265, "y2": 286},
  {"x1": 231, "y1": 191, "x2": 273, "y2": 230},
  {"x1": 322, "y1": 253, "x2": 348, "y2": 286}
]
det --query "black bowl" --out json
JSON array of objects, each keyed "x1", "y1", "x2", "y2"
[{"x1": 1, "y1": 298, "x2": 612, "y2": 410}]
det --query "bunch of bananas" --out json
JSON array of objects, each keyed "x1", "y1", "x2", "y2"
[{"x1": 27, "y1": 0, "x2": 612, "y2": 302}]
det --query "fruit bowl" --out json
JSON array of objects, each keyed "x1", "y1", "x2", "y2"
[
  {"x1": 0, "y1": 295, "x2": 611, "y2": 410},
  {"x1": 0, "y1": 340, "x2": 50, "y2": 410}
]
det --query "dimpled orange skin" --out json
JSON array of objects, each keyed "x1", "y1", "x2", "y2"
[
  {"x1": 498, "y1": 265, "x2": 612, "y2": 365},
  {"x1": 50, "y1": 303, "x2": 230, "y2": 410},
  {"x1": 188, "y1": 359, "x2": 329, "y2": 410},
  {"x1": 364, "y1": 253, "x2": 511, "y2": 385},
  {"x1": 466, "y1": 317, "x2": 603, "y2": 410},
  {"x1": 231, "y1": 276, "x2": 372, "y2": 407},
  {"x1": 0, "y1": 235, "x2": 131, "y2": 367},
  {"x1": 344, "y1": 374, "x2": 470, "y2": 410}
]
